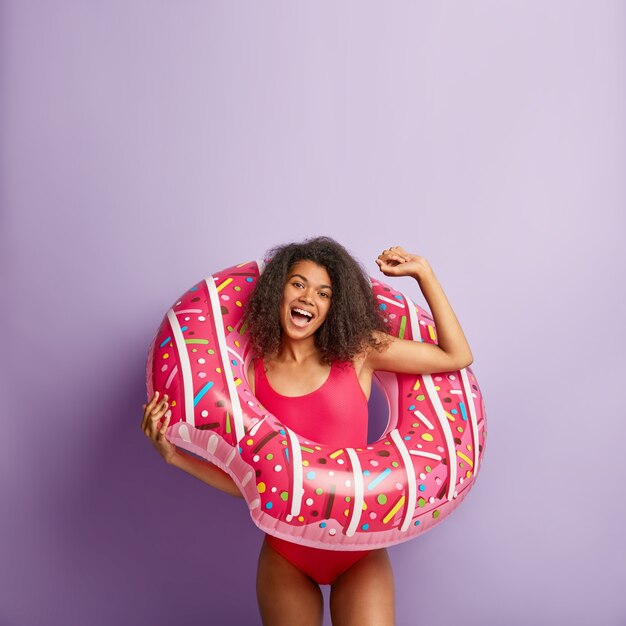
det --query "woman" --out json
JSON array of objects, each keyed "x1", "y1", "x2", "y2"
[{"x1": 142, "y1": 237, "x2": 473, "y2": 626}]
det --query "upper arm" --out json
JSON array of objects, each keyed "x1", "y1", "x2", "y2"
[{"x1": 364, "y1": 331, "x2": 473, "y2": 375}]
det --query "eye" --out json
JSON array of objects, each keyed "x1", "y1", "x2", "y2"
[
  {"x1": 293, "y1": 282, "x2": 304, "y2": 288},
  {"x1": 320, "y1": 291, "x2": 330, "y2": 298}
]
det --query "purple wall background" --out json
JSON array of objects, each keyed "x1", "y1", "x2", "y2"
[{"x1": 2, "y1": 2, "x2": 625, "y2": 625}]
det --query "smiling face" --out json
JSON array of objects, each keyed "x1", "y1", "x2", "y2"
[{"x1": 279, "y1": 259, "x2": 333, "y2": 340}]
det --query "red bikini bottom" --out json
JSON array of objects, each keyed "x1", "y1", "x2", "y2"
[{"x1": 265, "y1": 533, "x2": 372, "y2": 585}]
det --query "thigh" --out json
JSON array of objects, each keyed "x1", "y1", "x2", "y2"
[
  {"x1": 256, "y1": 536, "x2": 324, "y2": 626},
  {"x1": 329, "y1": 548, "x2": 395, "y2": 626}
]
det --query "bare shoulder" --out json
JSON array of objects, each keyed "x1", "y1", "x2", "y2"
[
  {"x1": 353, "y1": 331, "x2": 392, "y2": 376},
  {"x1": 247, "y1": 359, "x2": 256, "y2": 394}
]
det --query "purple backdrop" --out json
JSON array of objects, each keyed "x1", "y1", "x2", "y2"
[{"x1": 3, "y1": 2, "x2": 625, "y2": 625}]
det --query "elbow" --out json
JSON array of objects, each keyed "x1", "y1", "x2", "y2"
[{"x1": 453, "y1": 352, "x2": 473, "y2": 370}]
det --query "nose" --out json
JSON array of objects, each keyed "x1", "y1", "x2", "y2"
[{"x1": 298, "y1": 290, "x2": 313, "y2": 305}]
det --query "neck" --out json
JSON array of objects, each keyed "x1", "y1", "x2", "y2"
[{"x1": 274, "y1": 336, "x2": 321, "y2": 365}]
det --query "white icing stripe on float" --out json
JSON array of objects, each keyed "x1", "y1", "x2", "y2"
[
  {"x1": 399, "y1": 292, "x2": 421, "y2": 342},
  {"x1": 390, "y1": 429, "x2": 417, "y2": 532},
  {"x1": 409, "y1": 450, "x2": 443, "y2": 461},
  {"x1": 423, "y1": 374, "x2": 457, "y2": 501},
  {"x1": 227, "y1": 346, "x2": 246, "y2": 368},
  {"x1": 166, "y1": 309, "x2": 195, "y2": 426},
  {"x1": 256, "y1": 258, "x2": 266, "y2": 275},
  {"x1": 285, "y1": 426, "x2": 304, "y2": 517},
  {"x1": 413, "y1": 409, "x2": 435, "y2": 430},
  {"x1": 225, "y1": 446, "x2": 238, "y2": 466},
  {"x1": 345, "y1": 448, "x2": 364, "y2": 537},
  {"x1": 249, "y1": 417, "x2": 267, "y2": 438},
  {"x1": 459, "y1": 367, "x2": 480, "y2": 474},
  {"x1": 205, "y1": 277, "x2": 245, "y2": 444},
  {"x1": 376, "y1": 294, "x2": 406, "y2": 308}
]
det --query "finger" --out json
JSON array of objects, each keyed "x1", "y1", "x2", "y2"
[
  {"x1": 151, "y1": 401, "x2": 169, "y2": 420},
  {"x1": 151, "y1": 396, "x2": 169, "y2": 415},
  {"x1": 145, "y1": 400, "x2": 168, "y2": 434},
  {"x1": 159, "y1": 414, "x2": 171, "y2": 436},
  {"x1": 147, "y1": 391, "x2": 160, "y2": 411}
]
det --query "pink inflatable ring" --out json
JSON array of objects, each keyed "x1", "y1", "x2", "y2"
[{"x1": 146, "y1": 260, "x2": 487, "y2": 550}]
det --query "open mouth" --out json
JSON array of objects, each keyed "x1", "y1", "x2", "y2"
[{"x1": 290, "y1": 307, "x2": 314, "y2": 327}]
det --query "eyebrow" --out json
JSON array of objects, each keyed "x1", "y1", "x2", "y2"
[{"x1": 289, "y1": 273, "x2": 333, "y2": 290}]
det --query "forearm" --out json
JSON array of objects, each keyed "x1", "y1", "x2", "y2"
[
  {"x1": 168, "y1": 448, "x2": 244, "y2": 498},
  {"x1": 414, "y1": 267, "x2": 473, "y2": 364}
]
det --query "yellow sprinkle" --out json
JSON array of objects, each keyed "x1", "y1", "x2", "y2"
[
  {"x1": 234, "y1": 377, "x2": 242, "y2": 387},
  {"x1": 246, "y1": 439, "x2": 253, "y2": 446},
  {"x1": 362, "y1": 501, "x2": 367, "y2": 510},
  {"x1": 383, "y1": 495, "x2": 405, "y2": 524},
  {"x1": 163, "y1": 353, "x2": 169, "y2": 359},
  {"x1": 257, "y1": 482, "x2": 266, "y2": 493},
  {"x1": 216, "y1": 367, "x2": 222, "y2": 373},
  {"x1": 434, "y1": 385, "x2": 440, "y2": 391},
  {"x1": 466, "y1": 444, "x2": 473, "y2": 452},
  {"x1": 445, "y1": 411, "x2": 456, "y2": 422},
  {"x1": 344, "y1": 509, "x2": 350, "y2": 517},
  {"x1": 413, "y1": 379, "x2": 421, "y2": 391},
  {"x1": 466, "y1": 470, "x2": 472, "y2": 478},
  {"x1": 421, "y1": 433, "x2": 434, "y2": 442},
  {"x1": 216, "y1": 277, "x2": 233, "y2": 292},
  {"x1": 329, "y1": 449, "x2": 344, "y2": 459},
  {"x1": 298, "y1": 516, "x2": 304, "y2": 522},
  {"x1": 428, "y1": 325, "x2": 437, "y2": 341},
  {"x1": 315, "y1": 446, "x2": 322, "y2": 451},
  {"x1": 171, "y1": 401, "x2": 176, "y2": 407},
  {"x1": 457, "y1": 451, "x2": 474, "y2": 467},
  {"x1": 302, "y1": 460, "x2": 309, "y2": 466},
  {"x1": 235, "y1": 300, "x2": 242, "y2": 307}
]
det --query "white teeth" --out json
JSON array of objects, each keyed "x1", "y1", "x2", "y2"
[{"x1": 292, "y1": 308, "x2": 313, "y2": 318}]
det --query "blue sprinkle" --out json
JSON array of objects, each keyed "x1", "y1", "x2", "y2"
[
  {"x1": 193, "y1": 381, "x2": 214, "y2": 406},
  {"x1": 367, "y1": 467, "x2": 392, "y2": 490},
  {"x1": 246, "y1": 277, "x2": 254, "y2": 282},
  {"x1": 279, "y1": 429, "x2": 286, "y2": 435},
  {"x1": 404, "y1": 436, "x2": 411, "y2": 441},
  {"x1": 306, "y1": 471, "x2": 316, "y2": 480},
  {"x1": 419, "y1": 484, "x2": 426, "y2": 491},
  {"x1": 379, "y1": 303, "x2": 387, "y2": 310},
  {"x1": 265, "y1": 502, "x2": 273, "y2": 509},
  {"x1": 451, "y1": 409, "x2": 458, "y2": 415},
  {"x1": 285, "y1": 448, "x2": 290, "y2": 464},
  {"x1": 231, "y1": 359, "x2": 238, "y2": 366},
  {"x1": 414, "y1": 520, "x2": 421, "y2": 526},
  {"x1": 238, "y1": 447, "x2": 243, "y2": 454},
  {"x1": 393, "y1": 294, "x2": 403, "y2": 300},
  {"x1": 361, "y1": 523, "x2": 370, "y2": 531},
  {"x1": 159, "y1": 336, "x2": 172, "y2": 348},
  {"x1": 180, "y1": 325, "x2": 188, "y2": 332},
  {"x1": 408, "y1": 405, "x2": 415, "y2": 411},
  {"x1": 190, "y1": 286, "x2": 198, "y2": 291},
  {"x1": 320, "y1": 522, "x2": 327, "y2": 528},
  {"x1": 363, "y1": 469, "x2": 371, "y2": 476},
  {"x1": 460, "y1": 401, "x2": 468, "y2": 421}
]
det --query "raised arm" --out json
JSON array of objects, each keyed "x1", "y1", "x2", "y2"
[{"x1": 365, "y1": 246, "x2": 473, "y2": 375}]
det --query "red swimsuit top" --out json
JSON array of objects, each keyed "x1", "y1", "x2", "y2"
[{"x1": 253, "y1": 357, "x2": 369, "y2": 448}]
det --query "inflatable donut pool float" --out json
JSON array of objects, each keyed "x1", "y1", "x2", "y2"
[{"x1": 146, "y1": 260, "x2": 487, "y2": 550}]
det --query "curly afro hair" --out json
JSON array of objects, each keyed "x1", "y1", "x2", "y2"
[{"x1": 244, "y1": 236, "x2": 391, "y2": 365}]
